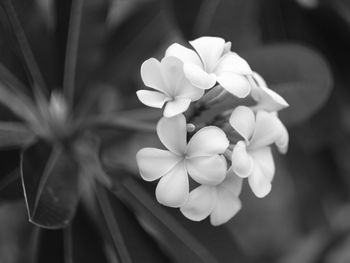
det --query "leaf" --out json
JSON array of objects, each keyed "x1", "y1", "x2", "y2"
[
  {"x1": 0, "y1": 122, "x2": 36, "y2": 149},
  {"x1": 111, "y1": 176, "x2": 231, "y2": 263},
  {"x1": 63, "y1": 205, "x2": 109, "y2": 263},
  {"x1": 21, "y1": 139, "x2": 79, "y2": 228},
  {"x1": 243, "y1": 44, "x2": 333, "y2": 126}
]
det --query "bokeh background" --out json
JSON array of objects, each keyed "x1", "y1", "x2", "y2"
[{"x1": 1, "y1": 0, "x2": 350, "y2": 262}]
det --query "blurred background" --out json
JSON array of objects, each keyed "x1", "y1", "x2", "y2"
[{"x1": 1, "y1": 0, "x2": 350, "y2": 262}]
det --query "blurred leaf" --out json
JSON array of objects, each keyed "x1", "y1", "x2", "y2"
[
  {"x1": 0, "y1": 201, "x2": 39, "y2": 263},
  {"x1": 243, "y1": 44, "x2": 333, "y2": 126},
  {"x1": 0, "y1": 122, "x2": 35, "y2": 149},
  {"x1": 37, "y1": 229, "x2": 64, "y2": 263},
  {"x1": 63, "y1": 205, "x2": 109, "y2": 263},
  {"x1": 111, "y1": 176, "x2": 247, "y2": 263},
  {"x1": 21, "y1": 140, "x2": 79, "y2": 228},
  {"x1": 0, "y1": 168, "x2": 22, "y2": 201}
]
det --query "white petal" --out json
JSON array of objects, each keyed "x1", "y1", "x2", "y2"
[
  {"x1": 215, "y1": 52, "x2": 252, "y2": 75},
  {"x1": 160, "y1": 56, "x2": 184, "y2": 95},
  {"x1": 189, "y1": 37, "x2": 225, "y2": 72},
  {"x1": 180, "y1": 185, "x2": 216, "y2": 221},
  {"x1": 248, "y1": 163, "x2": 272, "y2": 198},
  {"x1": 223, "y1": 168, "x2": 243, "y2": 196},
  {"x1": 136, "y1": 148, "x2": 182, "y2": 181},
  {"x1": 249, "y1": 146, "x2": 275, "y2": 182},
  {"x1": 186, "y1": 126, "x2": 229, "y2": 157},
  {"x1": 186, "y1": 155, "x2": 227, "y2": 185},
  {"x1": 157, "y1": 114, "x2": 187, "y2": 155},
  {"x1": 250, "y1": 72, "x2": 289, "y2": 112},
  {"x1": 141, "y1": 58, "x2": 168, "y2": 94},
  {"x1": 183, "y1": 63, "x2": 216, "y2": 90},
  {"x1": 165, "y1": 43, "x2": 203, "y2": 66},
  {"x1": 156, "y1": 162, "x2": 189, "y2": 207},
  {"x1": 210, "y1": 190, "x2": 241, "y2": 226},
  {"x1": 223, "y1": 41, "x2": 232, "y2": 55},
  {"x1": 229, "y1": 106, "x2": 255, "y2": 141},
  {"x1": 174, "y1": 77, "x2": 204, "y2": 101},
  {"x1": 249, "y1": 111, "x2": 289, "y2": 153},
  {"x1": 216, "y1": 72, "x2": 250, "y2": 98},
  {"x1": 163, "y1": 98, "x2": 191, "y2": 118},
  {"x1": 136, "y1": 90, "x2": 169, "y2": 108},
  {"x1": 231, "y1": 141, "x2": 254, "y2": 178}
]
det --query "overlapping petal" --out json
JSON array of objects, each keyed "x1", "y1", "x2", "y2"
[
  {"x1": 163, "y1": 98, "x2": 191, "y2": 118},
  {"x1": 215, "y1": 52, "x2": 252, "y2": 75},
  {"x1": 231, "y1": 141, "x2": 254, "y2": 178},
  {"x1": 140, "y1": 58, "x2": 168, "y2": 94},
  {"x1": 165, "y1": 43, "x2": 202, "y2": 66},
  {"x1": 189, "y1": 37, "x2": 226, "y2": 72},
  {"x1": 249, "y1": 111, "x2": 289, "y2": 151},
  {"x1": 216, "y1": 72, "x2": 251, "y2": 98},
  {"x1": 136, "y1": 148, "x2": 182, "y2": 181},
  {"x1": 229, "y1": 106, "x2": 255, "y2": 141},
  {"x1": 136, "y1": 90, "x2": 169, "y2": 108},
  {"x1": 180, "y1": 185, "x2": 216, "y2": 221},
  {"x1": 156, "y1": 162, "x2": 189, "y2": 207},
  {"x1": 250, "y1": 147, "x2": 275, "y2": 182},
  {"x1": 157, "y1": 115, "x2": 187, "y2": 155},
  {"x1": 174, "y1": 77, "x2": 205, "y2": 100},
  {"x1": 250, "y1": 72, "x2": 289, "y2": 112},
  {"x1": 186, "y1": 155, "x2": 227, "y2": 185},
  {"x1": 186, "y1": 126, "x2": 229, "y2": 157},
  {"x1": 248, "y1": 163, "x2": 272, "y2": 198},
  {"x1": 183, "y1": 63, "x2": 216, "y2": 89}
]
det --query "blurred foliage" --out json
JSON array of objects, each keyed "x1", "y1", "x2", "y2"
[{"x1": 1, "y1": 0, "x2": 349, "y2": 263}]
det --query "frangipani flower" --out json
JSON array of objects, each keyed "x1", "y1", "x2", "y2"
[
  {"x1": 136, "y1": 114, "x2": 229, "y2": 207},
  {"x1": 137, "y1": 56, "x2": 204, "y2": 117},
  {"x1": 250, "y1": 72, "x2": 289, "y2": 112},
  {"x1": 165, "y1": 36, "x2": 253, "y2": 98},
  {"x1": 229, "y1": 106, "x2": 289, "y2": 198},
  {"x1": 180, "y1": 168, "x2": 243, "y2": 226}
]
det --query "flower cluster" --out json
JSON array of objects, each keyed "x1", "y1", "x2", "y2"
[{"x1": 136, "y1": 36, "x2": 289, "y2": 226}]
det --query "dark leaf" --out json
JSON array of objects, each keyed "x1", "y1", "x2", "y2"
[
  {"x1": 63, "y1": 205, "x2": 109, "y2": 263},
  {"x1": 0, "y1": 201, "x2": 39, "y2": 263},
  {"x1": 21, "y1": 139, "x2": 79, "y2": 228},
  {"x1": 37, "y1": 229, "x2": 64, "y2": 263},
  {"x1": 0, "y1": 122, "x2": 35, "y2": 149},
  {"x1": 111, "y1": 176, "x2": 236, "y2": 263}
]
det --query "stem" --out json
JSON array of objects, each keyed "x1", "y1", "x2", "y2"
[
  {"x1": 2, "y1": 0, "x2": 48, "y2": 99},
  {"x1": 63, "y1": 0, "x2": 83, "y2": 106}
]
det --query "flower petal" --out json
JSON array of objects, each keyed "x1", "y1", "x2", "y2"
[
  {"x1": 215, "y1": 52, "x2": 252, "y2": 75},
  {"x1": 250, "y1": 146, "x2": 275, "y2": 182},
  {"x1": 163, "y1": 98, "x2": 191, "y2": 118},
  {"x1": 141, "y1": 58, "x2": 168, "y2": 94},
  {"x1": 229, "y1": 106, "x2": 255, "y2": 141},
  {"x1": 249, "y1": 111, "x2": 289, "y2": 153},
  {"x1": 186, "y1": 155, "x2": 227, "y2": 185},
  {"x1": 174, "y1": 77, "x2": 204, "y2": 101},
  {"x1": 231, "y1": 141, "x2": 254, "y2": 178},
  {"x1": 222, "y1": 168, "x2": 243, "y2": 196},
  {"x1": 157, "y1": 114, "x2": 187, "y2": 155},
  {"x1": 216, "y1": 72, "x2": 251, "y2": 98},
  {"x1": 165, "y1": 43, "x2": 203, "y2": 67},
  {"x1": 136, "y1": 148, "x2": 182, "y2": 181},
  {"x1": 210, "y1": 190, "x2": 241, "y2": 226},
  {"x1": 183, "y1": 63, "x2": 216, "y2": 90},
  {"x1": 248, "y1": 163, "x2": 272, "y2": 198},
  {"x1": 186, "y1": 126, "x2": 229, "y2": 157},
  {"x1": 250, "y1": 72, "x2": 289, "y2": 112},
  {"x1": 180, "y1": 185, "x2": 216, "y2": 221},
  {"x1": 189, "y1": 37, "x2": 225, "y2": 72},
  {"x1": 136, "y1": 90, "x2": 169, "y2": 108},
  {"x1": 160, "y1": 56, "x2": 184, "y2": 94},
  {"x1": 156, "y1": 162, "x2": 189, "y2": 207}
]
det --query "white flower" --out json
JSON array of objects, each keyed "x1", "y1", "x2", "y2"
[
  {"x1": 250, "y1": 72, "x2": 289, "y2": 112},
  {"x1": 180, "y1": 168, "x2": 243, "y2": 226},
  {"x1": 136, "y1": 114, "x2": 229, "y2": 207},
  {"x1": 229, "y1": 106, "x2": 289, "y2": 198},
  {"x1": 137, "y1": 56, "x2": 204, "y2": 118},
  {"x1": 165, "y1": 36, "x2": 253, "y2": 98}
]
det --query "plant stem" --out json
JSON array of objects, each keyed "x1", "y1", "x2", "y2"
[{"x1": 63, "y1": 0, "x2": 84, "y2": 106}]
